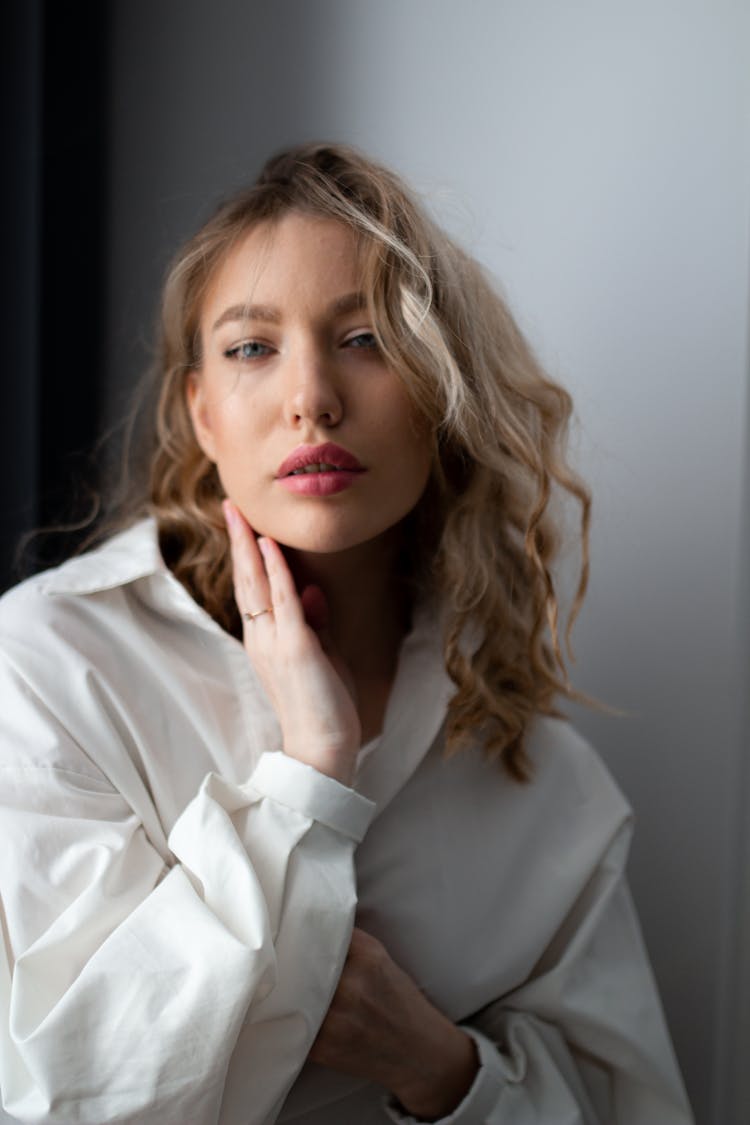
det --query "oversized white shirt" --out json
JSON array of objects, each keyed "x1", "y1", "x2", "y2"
[{"x1": 0, "y1": 520, "x2": 693, "y2": 1124}]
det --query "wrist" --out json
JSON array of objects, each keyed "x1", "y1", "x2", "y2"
[
  {"x1": 283, "y1": 742, "x2": 358, "y2": 788},
  {"x1": 392, "y1": 1026, "x2": 478, "y2": 1121}
]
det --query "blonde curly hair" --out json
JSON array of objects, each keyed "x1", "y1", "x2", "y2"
[{"x1": 144, "y1": 142, "x2": 590, "y2": 781}]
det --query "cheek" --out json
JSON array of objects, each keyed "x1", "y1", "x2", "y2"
[
  {"x1": 393, "y1": 403, "x2": 434, "y2": 480},
  {"x1": 387, "y1": 426, "x2": 434, "y2": 508},
  {"x1": 377, "y1": 381, "x2": 429, "y2": 441},
  {"x1": 208, "y1": 385, "x2": 266, "y2": 446}
]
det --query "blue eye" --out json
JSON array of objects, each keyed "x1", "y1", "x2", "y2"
[
  {"x1": 225, "y1": 340, "x2": 273, "y2": 360},
  {"x1": 345, "y1": 332, "x2": 378, "y2": 349}
]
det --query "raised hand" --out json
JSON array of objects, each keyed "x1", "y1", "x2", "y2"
[
  {"x1": 223, "y1": 500, "x2": 362, "y2": 787},
  {"x1": 309, "y1": 928, "x2": 478, "y2": 1118}
]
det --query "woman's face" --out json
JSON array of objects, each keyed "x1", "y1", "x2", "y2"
[{"x1": 187, "y1": 212, "x2": 433, "y2": 554}]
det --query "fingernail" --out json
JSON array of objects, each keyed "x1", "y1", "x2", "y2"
[{"x1": 258, "y1": 537, "x2": 270, "y2": 559}]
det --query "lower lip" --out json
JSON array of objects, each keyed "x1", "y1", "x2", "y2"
[{"x1": 277, "y1": 470, "x2": 365, "y2": 496}]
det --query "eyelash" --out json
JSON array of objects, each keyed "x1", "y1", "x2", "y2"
[
  {"x1": 223, "y1": 332, "x2": 378, "y2": 361},
  {"x1": 345, "y1": 331, "x2": 378, "y2": 349},
  {"x1": 224, "y1": 341, "x2": 273, "y2": 361}
]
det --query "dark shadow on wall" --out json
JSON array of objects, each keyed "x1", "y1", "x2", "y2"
[
  {"x1": 2, "y1": 0, "x2": 344, "y2": 595},
  {"x1": 2, "y1": 1, "x2": 110, "y2": 592},
  {"x1": 102, "y1": 0, "x2": 333, "y2": 434}
]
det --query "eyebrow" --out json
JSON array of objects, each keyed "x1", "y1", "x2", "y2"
[
  {"x1": 211, "y1": 304, "x2": 280, "y2": 332},
  {"x1": 210, "y1": 291, "x2": 367, "y2": 333},
  {"x1": 330, "y1": 291, "x2": 368, "y2": 317}
]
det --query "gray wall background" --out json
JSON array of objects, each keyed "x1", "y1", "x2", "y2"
[{"x1": 104, "y1": 2, "x2": 750, "y2": 1121}]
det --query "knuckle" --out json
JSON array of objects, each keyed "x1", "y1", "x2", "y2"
[
  {"x1": 352, "y1": 928, "x2": 385, "y2": 959},
  {"x1": 271, "y1": 581, "x2": 289, "y2": 605}
]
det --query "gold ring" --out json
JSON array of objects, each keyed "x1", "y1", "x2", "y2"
[{"x1": 243, "y1": 607, "x2": 273, "y2": 622}]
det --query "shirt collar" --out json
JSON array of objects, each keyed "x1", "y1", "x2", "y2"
[
  {"x1": 38, "y1": 517, "x2": 230, "y2": 638},
  {"x1": 37, "y1": 517, "x2": 466, "y2": 813},
  {"x1": 353, "y1": 596, "x2": 458, "y2": 811},
  {"x1": 38, "y1": 518, "x2": 166, "y2": 596}
]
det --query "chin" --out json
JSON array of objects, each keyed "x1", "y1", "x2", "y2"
[
  {"x1": 276, "y1": 529, "x2": 378, "y2": 556},
  {"x1": 266, "y1": 514, "x2": 401, "y2": 557},
  {"x1": 245, "y1": 494, "x2": 415, "y2": 557}
]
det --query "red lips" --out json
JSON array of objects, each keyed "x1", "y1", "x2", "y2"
[{"x1": 275, "y1": 443, "x2": 365, "y2": 478}]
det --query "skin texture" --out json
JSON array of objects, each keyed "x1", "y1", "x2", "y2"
[
  {"x1": 308, "y1": 927, "x2": 478, "y2": 1119},
  {"x1": 187, "y1": 213, "x2": 433, "y2": 555},
  {"x1": 190, "y1": 214, "x2": 478, "y2": 1116},
  {"x1": 223, "y1": 502, "x2": 361, "y2": 784}
]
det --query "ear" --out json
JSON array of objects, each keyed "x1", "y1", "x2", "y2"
[{"x1": 185, "y1": 370, "x2": 218, "y2": 462}]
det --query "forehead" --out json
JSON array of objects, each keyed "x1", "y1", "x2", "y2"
[{"x1": 202, "y1": 212, "x2": 365, "y2": 321}]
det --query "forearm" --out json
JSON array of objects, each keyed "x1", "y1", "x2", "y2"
[
  {"x1": 1, "y1": 754, "x2": 374, "y2": 1124},
  {"x1": 388, "y1": 1023, "x2": 478, "y2": 1120},
  {"x1": 386, "y1": 1011, "x2": 691, "y2": 1125}
]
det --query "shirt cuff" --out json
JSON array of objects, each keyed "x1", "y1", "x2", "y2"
[
  {"x1": 249, "y1": 752, "x2": 376, "y2": 842},
  {"x1": 382, "y1": 1026, "x2": 506, "y2": 1124}
]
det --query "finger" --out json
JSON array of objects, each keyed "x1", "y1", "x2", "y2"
[
  {"x1": 256, "y1": 537, "x2": 306, "y2": 631},
  {"x1": 223, "y1": 501, "x2": 273, "y2": 621}
]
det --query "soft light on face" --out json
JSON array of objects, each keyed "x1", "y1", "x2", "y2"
[{"x1": 186, "y1": 212, "x2": 433, "y2": 555}]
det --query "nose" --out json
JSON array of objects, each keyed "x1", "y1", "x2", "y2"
[{"x1": 283, "y1": 343, "x2": 343, "y2": 428}]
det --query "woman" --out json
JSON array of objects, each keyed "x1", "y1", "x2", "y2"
[{"x1": 0, "y1": 144, "x2": 692, "y2": 1123}]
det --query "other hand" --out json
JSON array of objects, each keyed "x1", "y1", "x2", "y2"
[{"x1": 309, "y1": 928, "x2": 478, "y2": 1119}]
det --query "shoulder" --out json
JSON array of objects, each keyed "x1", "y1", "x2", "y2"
[
  {"x1": 0, "y1": 521, "x2": 209, "y2": 780},
  {"x1": 524, "y1": 714, "x2": 632, "y2": 834},
  {"x1": 1, "y1": 519, "x2": 161, "y2": 611},
  {"x1": 528, "y1": 715, "x2": 625, "y2": 794},
  {"x1": 1, "y1": 517, "x2": 183, "y2": 631},
  {"x1": 0, "y1": 519, "x2": 171, "y2": 708}
]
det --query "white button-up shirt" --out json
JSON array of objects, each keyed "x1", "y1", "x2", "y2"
[{"x1": 0, "y1": 520, "x2": 693, "y2": 1124}]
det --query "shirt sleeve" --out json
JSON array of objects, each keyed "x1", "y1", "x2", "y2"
[
  {"x1": 384, "y1": 822, "x2": 694, "y2": 1125},
  {"x1": 0, "y1": 659, "x2": 375, "y2": 1125}
]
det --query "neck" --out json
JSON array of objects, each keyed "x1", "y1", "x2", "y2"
[{"x1": 283, "y1": 527, "x2": 411, "y2": 679}]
